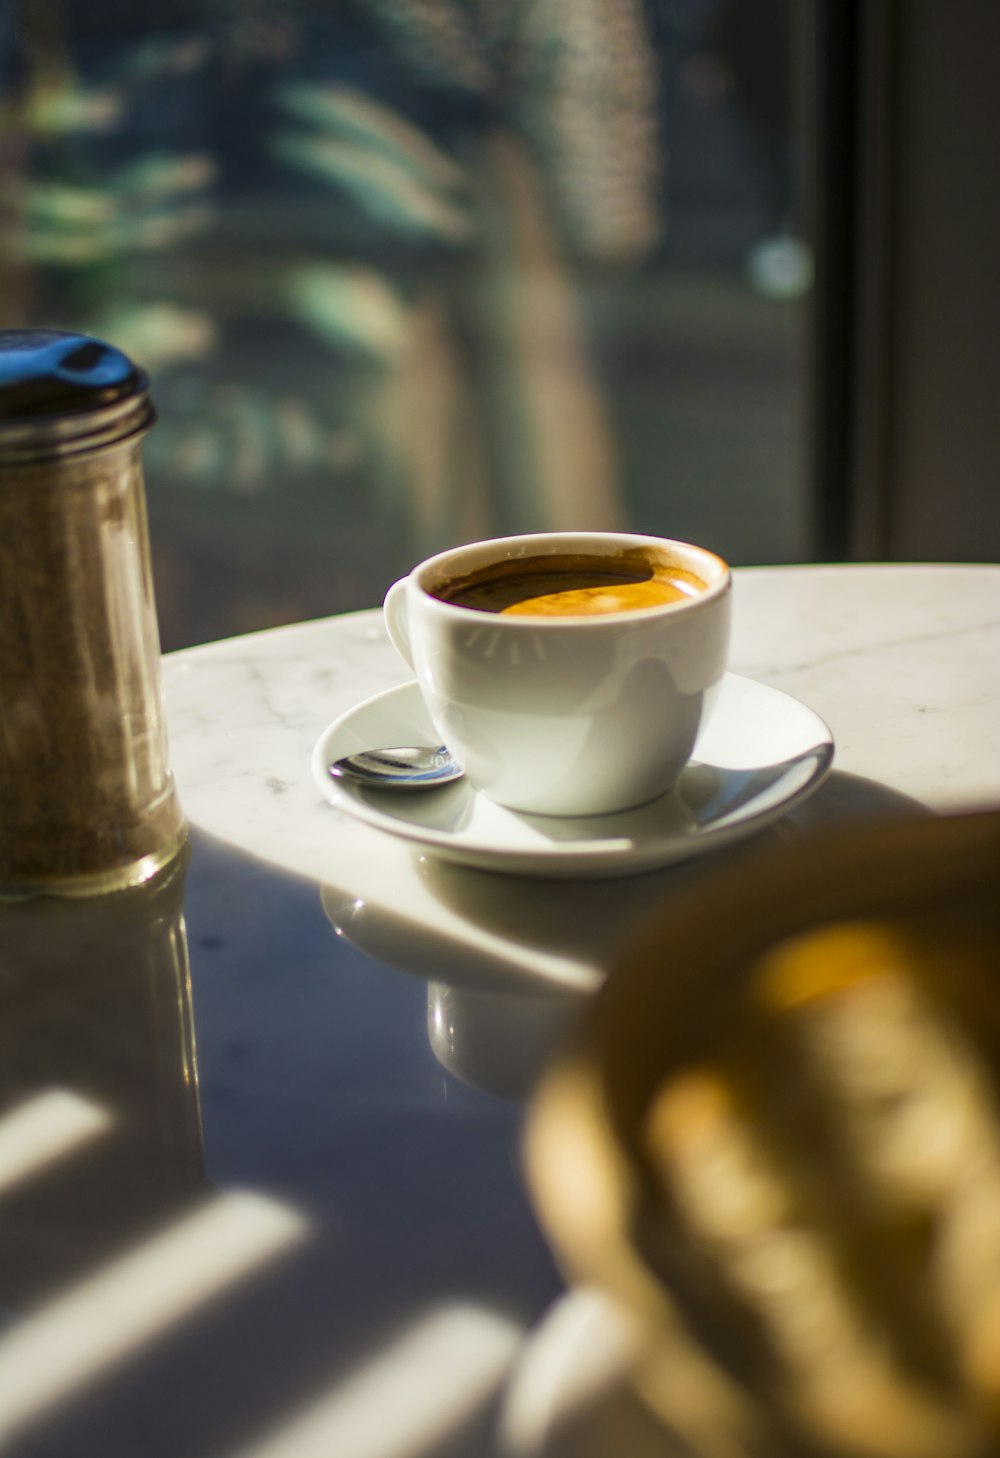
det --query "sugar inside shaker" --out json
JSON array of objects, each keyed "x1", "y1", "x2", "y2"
[{"x1": 0, "y1": 329, "x2": 187, "y2": 897}]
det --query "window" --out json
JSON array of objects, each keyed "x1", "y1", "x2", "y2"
[{"x1": 2, "y1": 0, "x2": 815, "y2": 648}]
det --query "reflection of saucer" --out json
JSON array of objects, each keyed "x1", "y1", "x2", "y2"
[{"x1": 311, "y1": 677, "x2": 833, "y2": 879}]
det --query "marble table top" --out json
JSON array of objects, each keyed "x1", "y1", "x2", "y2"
[
  {"x1": 2, "y1": 564, "x2": 997, "y2": 1458},
  {"x1": 163, "y1": 563, "x2": 1000, "y2": 993}
]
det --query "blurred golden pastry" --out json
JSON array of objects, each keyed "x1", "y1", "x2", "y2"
[{"x1": 643, "y1": 914, "x2": 1000, "y2": 1458}]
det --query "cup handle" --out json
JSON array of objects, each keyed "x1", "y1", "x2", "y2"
[{"x1": 383, "y1": 577, "x2": 414, "y2": 669}]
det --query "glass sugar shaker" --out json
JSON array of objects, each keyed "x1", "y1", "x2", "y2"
[{"x1": 0, "y1": 329, "x2": 187, "y2": 898}]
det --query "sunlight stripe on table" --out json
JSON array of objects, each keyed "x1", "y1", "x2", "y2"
[
  {"x1": 0, "y1": 1090, "x2": 112, "y2": 1198},
  {"x1": 500, "y1": 1287, "x2": 645, "y2": 1457},
  {"x1": 224, "y1": 1303, "x2": 523, "y2": 1458},
  {"x1": 0, "y1": 1190, "x2": 308, "y2": 1443}
]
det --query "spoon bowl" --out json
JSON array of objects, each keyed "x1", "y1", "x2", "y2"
[{"x1": 329, "y1": 744, "x2": 463, "y2": 790}]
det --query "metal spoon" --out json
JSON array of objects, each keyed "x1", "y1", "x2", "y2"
[{"x1": 329, "y1": 743, "x2": 463, "y2": 790}]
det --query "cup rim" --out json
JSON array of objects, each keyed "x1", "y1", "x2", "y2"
[{"x1": 402, "y1": 532, "x2": 732, "y2": 624}]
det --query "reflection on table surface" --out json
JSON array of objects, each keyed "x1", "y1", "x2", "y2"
[
  {"x1": 4, "y1": 565, "x2": 999, "y2": 1456},
  {"x1": 0, "y1": 851, "x2": 204, "y2": 1313},
  {"x1": 0, "y1": 830, "x2": 566, "y2": 1458},
  {"x1": 0, "y1": 788, "x2": 944, "y2": 1458}
]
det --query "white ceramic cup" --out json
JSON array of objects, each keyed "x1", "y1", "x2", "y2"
[{"x1": 383, "y1": 531, "x2": 732, "y2": 818}]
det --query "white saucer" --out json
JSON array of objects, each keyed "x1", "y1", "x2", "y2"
[{"x1": 310, "y1": 676, "x2": 833, "y2": 879}]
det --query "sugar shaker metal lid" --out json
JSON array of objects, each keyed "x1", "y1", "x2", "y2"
[{"x1": 0, "y1": 329, "x2": 155, "y2": 463}]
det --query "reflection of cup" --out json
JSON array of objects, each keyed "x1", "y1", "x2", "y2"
[
  {"x1": 320, "y1": 882, "x2": 585, "y2": 1100},
  {"x1": 428, "y1": 982, "x2": 580, "y2": 1102},
  {"x1": 0, "y1": 848, "x2": 205, "y2": 1310},
  {"x1": 383, "y1": 532, "x2": 731, "y2": 817}
]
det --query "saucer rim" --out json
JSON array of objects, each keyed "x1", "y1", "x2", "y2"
[{"x1": 310, "y1": 676, "x2": 835, "y2": 878}]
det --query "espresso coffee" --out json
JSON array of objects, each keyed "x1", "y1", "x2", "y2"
[
  {"x1": 385, "y1": 531, "x2": 731, "y2": 815},
  {"x1": 434, "y1": 552, "x2": 706, "y2": 618}
]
